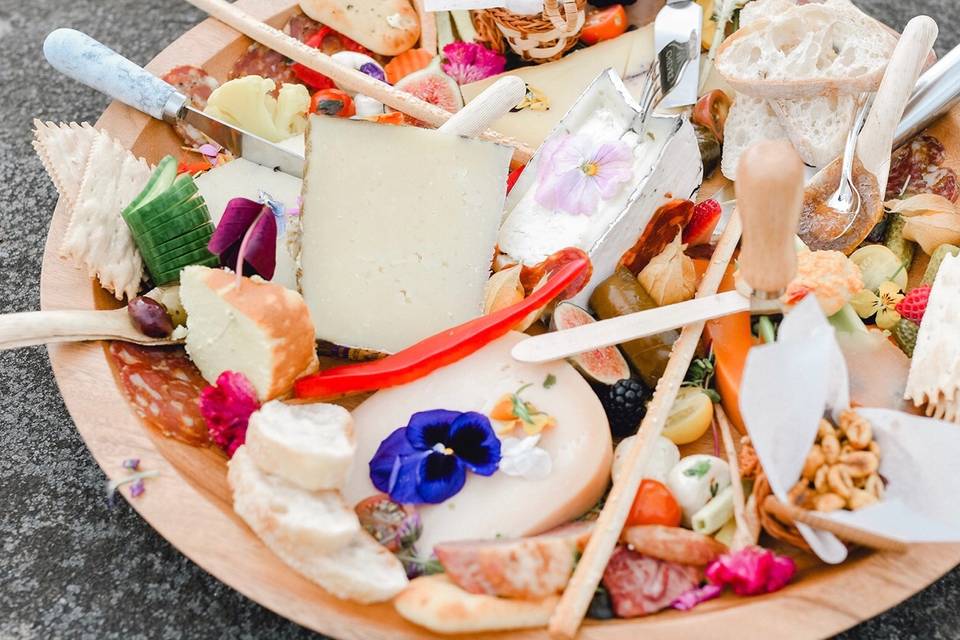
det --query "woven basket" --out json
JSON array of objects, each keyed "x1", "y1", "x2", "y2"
[
  {"x1": 753, "y1": 473, "x2": 813, "y2": 553},
  {"x1": 474, "y1": 0, "x2": 587, "y2": 63}
]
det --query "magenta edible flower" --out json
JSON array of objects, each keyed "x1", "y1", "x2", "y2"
[
  {"x1": 671, "y1": 583, "x2": 723, "y2": 611},
  {"x1": 200, "y1": 371, "x2": 261, "y2": 457},
  {"x1": 535, "y1": 134, "x2": 634, "y2": 215},
  {"x1": 441, "y1": 42, "x2": 506, "y2": 85},
  {"x1": 705, "y1": 546, "x2": 796, "y2": 596}
]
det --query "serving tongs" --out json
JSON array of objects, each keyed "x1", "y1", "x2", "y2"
[{"x1": 0, "y1": 77, "x2": 528, "y2": 352}]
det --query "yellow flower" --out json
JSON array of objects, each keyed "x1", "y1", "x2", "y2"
[
  {"x1": 488, "y1": 387, "x2": 557, "y2": 436},
  {"x1": 850, "y1": 281, "x2": 903, "y2": 330}
]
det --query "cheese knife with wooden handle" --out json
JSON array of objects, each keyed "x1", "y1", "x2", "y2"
[{"x1": 512, "y1": 139, "x2": 804, "y2": 364}]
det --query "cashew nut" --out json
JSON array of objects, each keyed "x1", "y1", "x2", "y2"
[
  {"x1": 821, "y1": 434, "x2": 841, "y2": 464},
  {"x1": 869, "y1": 440, "x2": 881, "y2": 457},
  {"x1": 839, "y1": 410, "x2": 873, "y2": 449},
  {"x1": 864, "y1": 473, "x2": 885, "y2": 500},
  {"x1": 802, "y1": 445, "x2": 826, "y2": 480},
  {"x1": 847, "y1": 489, "x2": 878, "y2": 510},
  {"x1": 840, "y1": 451, "x2": 880, "y2": 478},
  {"x1": 814, "y1": 464, "x2": 830, "y2": 493},
  {"x1": 818, "y1": 418, "x2": 837, "y2": 440},
  {"x1": 815, "y1": 492, "x2": 846, "y2": 512},
  {"x1": 789, "y1": 481, "x2": 813, "y2": 508},
  {"x1": 827, "y1": 464, "x2": 854, "y2": 498}
]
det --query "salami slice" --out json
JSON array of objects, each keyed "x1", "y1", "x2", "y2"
[
  {"x1": 229, "y1": 12, "x2": 322, "y2": 88},
  {"x1": 161, "y1": 65, "x2": 220, "y2": 147},
  {"x1": 886, "y1": 135, "x2": 959, "y2": 202},
  {"x1": 109, "y1": 342, "x2": 211, "y2": 447},
  {"x1": 601, "y1": 546, "x2": 701, "y2": 618}
]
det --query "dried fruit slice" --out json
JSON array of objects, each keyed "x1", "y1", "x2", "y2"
[
  {"x1": 394, "y1": 57, "x2": 462, "y2": 126},
  {"x1": 552, "y1": 302, "x2": 630, "y2": 385}
]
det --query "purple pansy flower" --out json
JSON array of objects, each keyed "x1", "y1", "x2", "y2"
[
  {"x1": 535, "y1": 134, "x2": 634, "y2": 215},
  {"x1": 369, "y1": 409, "x2": 501, "y2": 505}
]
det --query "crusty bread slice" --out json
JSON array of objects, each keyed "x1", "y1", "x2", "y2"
[
  {"x1": 228, "y1": 446, "x2": 359, "y2": 555},
  {"x1": 720, "y1": 94, "x2": 789, "y2": 180},
  {"x1": 246, "y1": 400, "x2": 355, "y2": 491},
  {"x1": 395, "y1": 575, "x2": 558, "y2": 634},
  {"x1": 772, "y1": 93, "x2": 858, "y2": 168},
  {"x1": 716, "y1": 2, "x2": 896, "y2": 98}
]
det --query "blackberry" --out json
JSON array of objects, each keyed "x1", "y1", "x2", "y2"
[{"x1": 601, "y1": 378, "x2": 649, "y2": 438}]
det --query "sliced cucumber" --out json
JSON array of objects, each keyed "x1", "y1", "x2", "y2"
[
  {"x1": 155, "y1": 245, "x2": 217, "y2": 274},
  {"x1": 849, "y1": 244, "x2": 908, "y2": 291},
  {"x1": 152, "y1": 254, "x2": 220, "y2": 285},
  {"x1": 146, "y1": 235, "x2": 214, "y2": 267},
  {"x1": 124, "y1": 155, "x2": 177, "y2": 215},
  {"x1": 140, "y1": 222, "x2": 215, "y2": 257},
  {"x1": 146, "y1": 202, "x2": 211, "y2": 243},
  {"x1": 124, "y1": 178, "x2": 201, "y2": 232}
]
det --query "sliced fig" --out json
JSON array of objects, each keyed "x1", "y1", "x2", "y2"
[
  {"x1": 394, "y1": 57, "x2": 463, "y2": 124},
  {"x1": 551, "y1": 302, "x2": 630, "y2": 386}
]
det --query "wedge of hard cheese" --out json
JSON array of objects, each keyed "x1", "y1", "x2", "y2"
[
  {"x1": 246, "y1": 400, "x2": 356, "y2": 490},
  {"x1": 228, "y1": 446, "x2": 359, "y2": 554},
  {"x1": 395, "y1": 575, "x2": 558, "y2": 634},
  {"x1": 342, "y1": 332, "x2": 612, "y2": 558},
  {"x1": 180, "y1": 266, "x2": 319, "y2": 400},
  {"x1": 195, "y1": 158, "x2": 303, "y2": 291},
  {"x1": 461, "y1": 28, "x2": 654, "y2": 149},
  {"x1": 299, "y1": 116, "x2": 511, "y2": 353}
]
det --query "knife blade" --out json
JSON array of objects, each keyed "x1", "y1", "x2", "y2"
[
  {"x1": 43, "y1": 28, "x2": 304, "y2": 178},
  {"x1": 654, "y1": 0, "x2": 702, "y2": 108}
]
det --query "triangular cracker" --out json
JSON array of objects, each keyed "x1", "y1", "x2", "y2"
[
  {"x1": 60, "y1": 131, "x2": 152, "y2": 300},
  {"x1": 32, "y1": 120, "x2": 97, "y2": 207}
]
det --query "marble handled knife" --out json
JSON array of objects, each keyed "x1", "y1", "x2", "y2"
[
  {"x1": 512, "y1": 140, "x2": 804, "y2": 364},
  {"x1": 43, "y1": 28, "x2": 305, "y2": 178}
]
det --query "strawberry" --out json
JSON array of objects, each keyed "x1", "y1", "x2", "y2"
[
  {"x1": 683, "y1": 199, "x2": 722, "y2": 246},
  {"x1": 892, "y1": 318, "x2": 920, "y2": 357},
  {"x1": 895, "y1": 284, "x2": 931, "y2": 324}
]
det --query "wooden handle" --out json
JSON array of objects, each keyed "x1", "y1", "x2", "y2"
[
  {"x1": 184, "y1": 0, "x2": 534, "y2": 163},
  {"x1": 735, "y1": 139, "x2": 804, "y2": 296},
  {"x1": 437, "y1": 76, "x2": 526, "y2": 137},
  {"x1": 0, "y1": 309, "x2": 165, "y2": 350},
  {"x1": 762, "y1": 496, "x2": 908, "y2": 553},
  {"x1": 548, "y1": 212, "x2": 744, "y2": 638},
  {"x1": 858, "y1": 16, "x2": 938, "y2": 188}
]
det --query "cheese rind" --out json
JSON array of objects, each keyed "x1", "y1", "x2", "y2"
[
  {"x1": 180, "y1": 266, "x2": 319, "y2": 400},
  {"x1": 195, "y1": 158, "x2": 302, "y2": 291},
  {"x1": 299, "y1": 116, "x2": 511, "y2": 353},
  {"x1": 342, "y1": 332, "x2": 613, "y2": 558}
]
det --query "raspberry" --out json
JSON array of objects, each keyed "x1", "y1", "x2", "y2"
[{"x1": 895, "y1": 284, "x2": 931, "y2": 324}]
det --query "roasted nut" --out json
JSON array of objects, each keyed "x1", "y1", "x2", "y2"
[
  {"x1": 814, "y1": 465, "x2": 830, "y2": 493},
  {"x1": 839, "y1": 410, "x2": 873, "y2": 449},
  {"x1": 822, "y1": 434, "x2": 841, "y2": 464},
  {"x1": 802, "y1": 445, "x2": 826, "y2": 480},
  {"x1": 738, "y1": 438, "x2": 760, "y2": 479},
  {"x1": 864, "y1": 473, "x2": 885, "y2": 500},
  {"x1": 847, "y1": 489, "x2": 879, "y2": 510},
  {"x1": 789, "y1": 481, "x2": 813, "y2": 508},
  {"x1": 840, "y1": 451, "x2": 880, "y2": 478},
  {"x1": 814, "y1": 492, "x2": 846, "y2": 512},
  {"x1": 869, "y1": 440, "x2": 881, "y2": 457},
  {"x1": 840, "y1": 443, "x2": 856, "y2": 458},
  {"x1": 827, "y1": 464, "x2": 854, "y2": 498},
  {"x1": 818, "y1": 418, "x2": 837, "y2": 440}
]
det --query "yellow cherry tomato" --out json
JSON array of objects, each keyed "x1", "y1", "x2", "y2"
[{"x1": 662, "y1": 387, "x2": 714, "y2": 445}]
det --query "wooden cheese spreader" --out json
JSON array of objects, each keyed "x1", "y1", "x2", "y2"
[{"x1": 513, "y1": 138, "x2": 803, "y2": 365}]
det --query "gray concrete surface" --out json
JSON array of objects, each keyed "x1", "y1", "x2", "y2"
[{"x1": 0, "y1": 1, "x2": 958, "y2": 638}]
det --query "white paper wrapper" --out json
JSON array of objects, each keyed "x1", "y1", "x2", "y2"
[
  {"x1": 740, "y1": 296, "x2": 960, "y2": 563},
  {"x1": 424, "y1": 0, "x2": 543, "y2": 14}
]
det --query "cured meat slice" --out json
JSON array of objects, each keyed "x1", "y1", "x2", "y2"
[
  {"x1": 229, "y1": 12, "x2": 322, "y2": 88},
  {"x1": 435, "y1": 522, "x2": 593, "y2": 599},
  {"x1": 621, "y1": 525, "x2": 727, "y2": 566},
  {"x1": 601, "y1": 546, "x2": 701, "y2": 618},
  {"x1": 161, "y1": 65, "x2": 220, "y2": 147},
  {"x1": 887, "y1": 135, "x2": 959, "y2": 202}
]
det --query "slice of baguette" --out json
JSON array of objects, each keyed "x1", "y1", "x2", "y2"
[
  {"x1": 395, "y1": 575, "x2": 558, "y2": 634},
  {"x1": 245, "y1": 400, "x2": 355, "y2": 491},
  {"x1": 720, "y1": 94, "x2": 789, "y2": 180},
  {"x1": 716, "y1": 2, "x2": 896, "y2": 98},
  {"x1": 228, "y1": 446, "x2": 359, "y2": 554},
  {"x1": 772, "y1": 93, "x2": 857, "y2": 168}
]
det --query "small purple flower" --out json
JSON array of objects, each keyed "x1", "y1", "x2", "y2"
[
  {"x1": 369, "y1": 409, "x2": 501, "y2": 505},
  {"x1": 535, "y1": 134, "x2": 634, "y2": 215},
  {"x1": 122, "y1": 458, "x2": 140, "y2": 471},
  {"x1": 129, "y1": 478, "x2": 146, "y2": 498}
]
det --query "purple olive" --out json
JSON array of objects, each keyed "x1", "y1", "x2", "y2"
[{"x1": 128, "y1": 296, "x2": 174, "y2": 338}]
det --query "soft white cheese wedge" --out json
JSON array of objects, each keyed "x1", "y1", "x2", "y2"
[
  {"x1": 246, "y1": 400, "x2": 356, "y2": 491},
  {"x1": 342, "y1": 332, "x2": 613, "y2": 559},
  {"x1": 299, "y1": 115, "x2": 512, "y2": 353},
  {"x1": 179, "y1": 266, "x2": 319, "y2": 400},
  {"x1": 195, "y1": 158, "x2": 303, "y2": 291},
  {"x1": 498, "y1": 70, "x2": 703, "y2": 307},
  {"x1": 228, "y1": 446, "x2": 359, "y2": 554}
]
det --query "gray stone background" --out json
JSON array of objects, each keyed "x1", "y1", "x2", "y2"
[{"x1": 0, "y1": 0, "x2": 958, "y2": 638}]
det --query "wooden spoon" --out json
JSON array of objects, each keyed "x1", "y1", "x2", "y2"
[
  {"x1": 798, "y1": 15, "x2": 938, "y2": 253},
  {"x1": 0, "y1": 306, "x2": 181, "y2": 351}
]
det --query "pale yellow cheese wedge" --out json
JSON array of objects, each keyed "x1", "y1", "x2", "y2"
[{"x1": 341, "y1": 332, "x2": 613, "y2": 559}]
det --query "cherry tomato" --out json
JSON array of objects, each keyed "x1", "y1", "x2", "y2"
[
  {"x1": 692, "y1": 89, "x2": 732, "y2": 144},
  {"x1": 292, "y1": 27, "x2": 371, "y2": 90},
  {"x1": 580, "y1": 5, "x2": 628, "y2": 46},
  {"x1": 311, "y1": 88, "x2": 356, "y2": 117},
  {"x1": 626, "y1": 479, "x2": 682, "y2": 527}
]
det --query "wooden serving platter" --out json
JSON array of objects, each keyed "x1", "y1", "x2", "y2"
[{"x1": 37, "y1": 0, "x2": 960, "y2": 637}]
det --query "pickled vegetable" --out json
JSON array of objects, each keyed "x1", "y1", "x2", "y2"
[
  {"x1": 922, "y1": 244, "x2": 960, "y2": 284},
  {"x1": 662, "y1": 387, "x2": 714, "y2": 445},
  {"x1": 590, "y1": 266, "x2": 679, "y2": 388},
  {"x1": 882, "y1": 213, "x2": 916, "y2": 274}
]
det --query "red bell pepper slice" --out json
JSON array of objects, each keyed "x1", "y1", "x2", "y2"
[
  {"x1": 294, "y1": 257, "x2": 590, "y2": 400},
  {"x1": 292, "y1": 27, "x2": 371, "y2": 90}
]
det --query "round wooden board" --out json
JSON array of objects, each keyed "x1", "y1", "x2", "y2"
[{"x1": 37, "y1": 1, "x2": 960, "y2": 637}]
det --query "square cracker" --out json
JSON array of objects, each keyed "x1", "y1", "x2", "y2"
[{"x1": 32, "y1": 120, "x2": 97, "y2": 207}]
